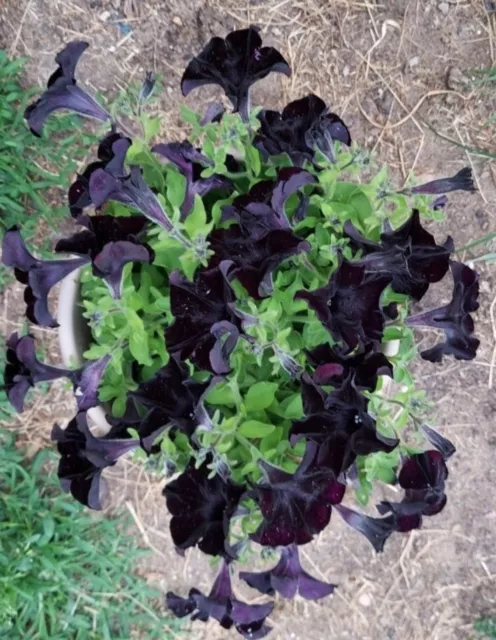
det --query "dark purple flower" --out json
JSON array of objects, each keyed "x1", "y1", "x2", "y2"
[
  {"x1": 377, "y1": 450, "x2": 449, "y2": 532},
  {"x1": 254, "y1": 94, "x2": 351, "y2": 165},
  {"x1": 2, "y1": 227, "x2": 89, "y2": 327},
  {"x1": 334, "y1": 504, "x2": 396, "y2": 553},
  {"x1": 152, "y1": 141, "x2": 232, "y2": 218},
  {"x1": 130, "y1": 358, "x2": 214, "y2": 449},
  {"x1": 421, "y1": 424, "x2": 456, "y2": 460},
  {"x1": 181, "y1": 25, "x2": 291, "y2": 119},
  {"x1": 167, "y1": 561, "x2": 273, "y2": 638},
  {"x1": 165, "y1": 265, "x2": 242, "y2": 374},
  {"x1": 55, "y1": 214, "x2": 152, "y2": 298},
  {"x1": 251, "y1": 441, "x2": 345, "y2": 547},
  {"x1": 24, "y1": 41, "x2": 110, "y2": 136},
  {"x1": 163, "y1": 456, "x2": 245, "y2": 557},
  {"x1": 52, "y1": 411, "x2": 138, "y2": 509},
  {"x1": 138, "y1": 71, "x2": 156, "y2": 101},
  {"x1": 71, "y1": 354, "x2": 111, "y2": 412},
  {"x1": 201, "y1": 102, "x2": 226, "y2": 125},
  {"x1": 89, "y1": 165, "x2": 176, "y2": 233},
  {"x1": 307, "y1": 342, "x2": 393, "y2": 391},
  {"x1": 406, "y1": 261, "x2": 480, "y2": 362},
  {"x1": 222, "y1": 167, "x2": 315, "y2": 238},
  {"x1": 240, "y1": 544, "x2": 336, "y2": 600},
  {"x1": 2, "y1": 332, "x2": 110, "y2": 414},
  {"x1": 208, "y1": 225, "x2": 310, "y2": 299},
  {"x1": 295, "y1": 258, "x2": 392, "y2": 352},
  {"x1": 3, "y1": 333, "x2": 73, "y2": 412},
  {"x1": 290, "y1": 373, "x2": 398, "y2": 475},
  {"x1": 68, "y1": 131, "x2": 131, "y2": 219},
  {"x1": 344, "y1": 210, "x2": 454, "y2": 301},
  {"x1": 406, "y1": 167, "x2": 476, "y2": 195}
]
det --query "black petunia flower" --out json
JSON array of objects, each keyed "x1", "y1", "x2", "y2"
[
  {"x1": 167, "y1": 561, "x2": 274, "y2": 639},
  {"x1": 406, "y1": 167, "x2": 476, "y2": 195},
  {"x1": 68, "y1": 131, "x2": 131, "y2": 219},
  {"x1": 406, "y1": 261, "x2": 480, "y2": 362},
  {"x1": 240, "y1": 543, "x2": 336, "y2": 600},
  {"x1": 89, "y1": 161, "x2": 177, "y2": 233},
  {"x1": 52, "y1": 411, "x2": 138, "y2": 509},
  {"x1": 290, "y1": 373, "x2": 398, "y2": 476},
  {"x1": 130, "y1": 357, "x2": 214, "y2": 450},
  {"x1": 307, "y1": 342, "x2": 393, "y2": 391},
  {"x1": 163, "y1": 456, "x2": 246, "y2": 557},
  {"x1": 55, "y1": 214, "x2": 153, "y2": 298},
  {"x1": 208, "y1": 224, "x2": 310, "y2": 300},
  {"x1": 3, "y1": 332, "x2": 110, "y2": 414},
  {"x1": 153, "y1": 140, "x2": 232, "y2": 218},
  {"x1": 295, "y1": 257, "x2": 392, "y2": 352},
  {"x1": 181, "y1": 25, "x2": 291, "y2": 119},
  {"x1": 165, "y1": 264, "x2": 242, "y2": 374},
  {"x1": 2, "y1": 227, "x2": 89, "y2": 327},
  {"x1": 334, "y1": 504, "x2": 396, "y2": 553},
  {"x1": 254, "y1": 94, "x2": 351, "y2": 165},
  {"x1": 344, "y1": 210, "x2": 454, "y2": 301},
  {"x1": 221, "y1": 167, "x2": 315, "y2": 239},
  {"x1": 377, "y1": 450, "x2": 450, "y2": 532},
  {"x1": 3, "y1": 332, "x2": 72, "y2": 413},
  {"x1": 25, "y1": 41, "x2": 110, "y2": 137},
  {"x1": 251, "y1": 441, "x2": 345, "y2": 547}
]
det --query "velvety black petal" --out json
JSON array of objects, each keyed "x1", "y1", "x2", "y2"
[
  {"x1": 240, "y1": 544, "x2": 335, "y2": 601},
  {"x1": 345, "y1": 211, "x2": 454, "y2": 302},
  {"x1": 163, "y1": 456, "x2": 245, "y2": 557},
  {"x1": 209, "y1": 226, "x2": 309, "y2": 299},
  {"x1": 181, "y1": 26, "x2": 290, "y2": 116},
  {"x1": 334, "y1": 504, "x2": 396, "y2": 553},
  {"x1": 3, "y1": 332, "x2": 76, "y2": 412},
  {"x1": 25, "y1": 81, "x2": 110, "y2": 137},
  {"x1": 295, "y1": 258, "x2": 392, "y2": 352},
  {"x1": 251, "y1": 442, "x2": 337, "y2": 547},
  {"x1": 71, "y1": 354, "x2": 111, "y2": 411},
  {"x1": 421, "y1": 425, "x2": 456, "y2": 460},
  {"x1": 406, "y1": 261, "x2": 480, "y2": 361},
  {"x1": 255, "y1": 94, "x2": 351, "y2": 165},
  {"x1": 130, "y1": 358, "x2": 212, "y2": 441},
  {"x1": 166, "y1": 591, "x2": 197, "y2": 618},
  {"x1": 52, "y1": 412, "x2": 138, "y2": 509},
  {"x1": 307, "y1": 342, "x2": 393, "y2": 391},
  {"x1": 165, "y1": 266, "x2": 242, "y2": 374},
  {"x1": 409, "y1": 167, "x2": 476, "y2": 195}
]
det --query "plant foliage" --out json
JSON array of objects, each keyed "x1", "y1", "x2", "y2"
[{"x1": 1, "y1": 29, "x2": 482, "y2": 638}]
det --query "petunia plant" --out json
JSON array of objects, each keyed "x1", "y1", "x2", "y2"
[{"x1": 2, "y1": 27, "x2": 481, "y2": 638}]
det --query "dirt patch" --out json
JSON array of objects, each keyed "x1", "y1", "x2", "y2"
[{"x1": 1, "y1": 1, "x2": 495, "y2": 639}]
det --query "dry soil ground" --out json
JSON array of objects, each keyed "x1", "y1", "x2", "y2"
[{"x1": 0, "y1": 1, "x2": 496, "y2": 639}]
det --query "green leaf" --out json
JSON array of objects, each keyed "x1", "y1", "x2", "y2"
[
  {"x1": 238, "y1": 420, "x2": 276, "y2": 438},
  {"x1": 245, "y1": 145, "x2": 261, "y2": 176},
  {"x1": 282, "y1": 394, "x2": 303, "y2": 419},
  {"x1": 206, "y1": 382, "x2": 236, "y2": 406},
  {"x1": 184, "y1": 195, "x2": 210, "y2": 238},
  {"x1": 166, "y1": 171, "x2": 186, "y2": 209},
  {"x1": 126, "y1": 309, "x2": 153, "y2": 366},
  {"x1": 244, "y1": 382, "x2": 278, "y2": 411},
  {"x1": 142, "y1": 115, "x2": 160, "y2": 141}
]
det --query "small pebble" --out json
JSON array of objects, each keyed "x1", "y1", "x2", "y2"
[
  {"x1": 272, "y1": 27, "x2": 282, "y2": 36},
  {"x1": 343, "y1": 65, "x2": 350, "y2": 77},
  {"x1": 172, "y1": 15, "x2": 182, "y2": 26},
  {"x1": 438, "y1": 2, "x2": 449, "y2": 14},
  {"x1": 99, "y1": 10, "x2": 111, "y2": 21},
  {"x1": 359, "y1": 593, "x2": 372, "y2": 607},
  {"x1": 409, "y1": 56, "x2": 419, "y2": 68}
]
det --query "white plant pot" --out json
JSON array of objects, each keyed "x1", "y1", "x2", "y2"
[{"x1": 58, "y1": 268, "x2": 110, "y2": 430}]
